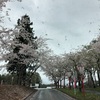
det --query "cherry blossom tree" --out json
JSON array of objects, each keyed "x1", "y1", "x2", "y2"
[
  {"x1": 2, "y1": 15, "x2": 38, "y2": 85},
  {"x1": 90, "y1": 36, "x2": 100, "y2": 87}
]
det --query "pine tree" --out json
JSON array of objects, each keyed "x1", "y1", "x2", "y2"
[{"x1": 6, "y1": 15, "x2": 37, "y2": 85}]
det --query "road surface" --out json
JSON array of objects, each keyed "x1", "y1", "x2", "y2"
[{"x1": 25, "y1": 88, "x2": 75, "y2": 100}]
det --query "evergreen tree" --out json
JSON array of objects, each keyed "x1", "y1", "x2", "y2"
[{"x1": 6, "y1": 15, "x2": 38, "y2": 85}]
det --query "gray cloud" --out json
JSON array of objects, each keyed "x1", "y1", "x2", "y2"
[{"x1": 1, "y1": 0, "x2": 100, "y2": 54}]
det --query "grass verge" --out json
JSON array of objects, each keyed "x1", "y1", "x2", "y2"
[
  {"x1": 57, "y1": 88, "x2": 100, "y2": 100},
  {"x1": 86, "y1": 87, "x2": 100, "y2": 92}
]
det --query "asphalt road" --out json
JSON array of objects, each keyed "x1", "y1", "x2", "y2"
[{"x1": 25, "y1": 88, "x2": 76, "y2": 100}]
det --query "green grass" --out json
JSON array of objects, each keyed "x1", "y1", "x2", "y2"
[
  {"x1": 57, "y1": 88, "x2": 100, "y2": 100},
  {"x1": 86, "y1": 87, "x2": 100, "y2": 92}
]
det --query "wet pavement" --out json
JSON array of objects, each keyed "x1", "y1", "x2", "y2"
[{"x1": 25, "y1": 88, "x2": 76, "y2": 100}]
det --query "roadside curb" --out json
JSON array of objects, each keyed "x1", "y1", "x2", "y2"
[{"x1": 22, "y1": 90, "x2": 37, "y2": 100}]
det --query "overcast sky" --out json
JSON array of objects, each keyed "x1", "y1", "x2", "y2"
[{"x1": 1, "y1": 0, "x2": 100, "y2": 84}]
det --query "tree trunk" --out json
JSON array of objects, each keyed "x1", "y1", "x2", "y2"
[
  {"x1": 69, "y1": 77, "x2": 71, "y2": 89},
  {"x1": 97, "y1": 70, "x2": 100, "y2": 87},
  {"x1": 87, "y1": 71, "x2": 92, "y2": 87},
  {"x1": 22, "y1": 66, "x2": 26, "y2": 86},
  {"x1": 77, "y1": 73, "x2": 82, "y2": 92},
  {"x1": 58, "y1": 80, "x2": 59, "y2": 88},
  {"x1": 60, "y1": 80, "x2": 62, "y2": 88},
  {"x1": 54, "y1": 81, "x2": 57, "y2": 88},
  {"x1": 17, "y1": 65, "x2": 26, "y2": 86},
  {"x1": 89, "y1": 71, "x2": 95, "y2": 88},
  {"x1": 63, "y1": 73, "x2": 65, "y2": 88},
  {"x1": 93, "y1": 71, "x2": 97, "y2": 87},
  {"x1": 72, "y1": 81, "x2": 73, "y2": 89},
  {"x1": 17, "y1": 66, "x2": 22, "y2": 85},
  {"x1": 78, "y1": 80, "x2": 82, "y2": 92},
  {"x1": 97, "y1": 59, "x2": 100, "y2": 87}
]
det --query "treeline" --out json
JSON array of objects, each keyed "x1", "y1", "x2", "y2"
[
  {"x1": 0, "y1": 72, "x2": 42, "y2": 86},
  {"x1": 42, "y1": 36, "x2": 100, "y2": 92}
]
